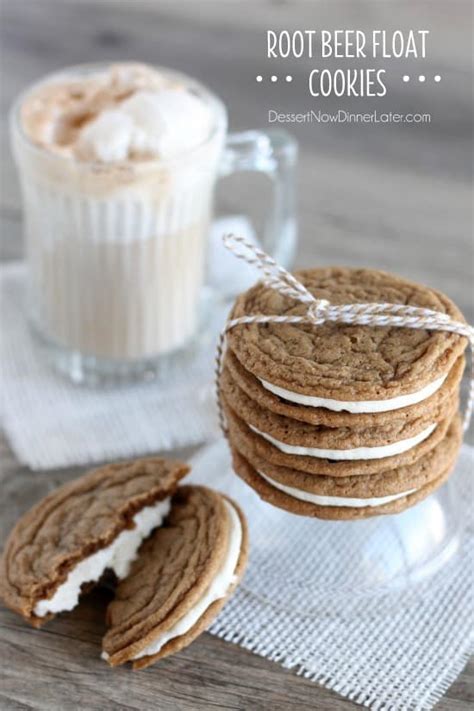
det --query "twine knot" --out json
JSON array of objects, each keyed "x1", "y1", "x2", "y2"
[{"x1": 307, "y1": 299, "x2": 331, "y2": 325}]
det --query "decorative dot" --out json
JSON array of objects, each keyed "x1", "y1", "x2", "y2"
[
  {"x1": 256, "y1": 75, "x2": 262, "y2": 83},
  {"x1": 402, "y1": 75, "x2": 410, "y2": 82},
  {"x1": 271, "y1": 75, "x2": 278, "y2": 82},
  {"x1": 285, "y1": 75, "x2": 293, "y2": 82},
  {"x1": 434, "y1": 75, "x2": 441, "y2": 82},
  {"x1": 418, "y1": 75, "x2": 426, "y2": 82}
]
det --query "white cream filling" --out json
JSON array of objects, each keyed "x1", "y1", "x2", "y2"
[
  {"x1": 128, "y1": 500, "x2": 242, "y2": 660},
  {"x1": 259, "y1": 374, "x2": 447, "y2": 413},
  {"x1": 258, "y1": 470, "x2": 417, "y2": 508},
  {"x1": 249, "y1": 423, "x2": 436, "y2": 461},
  {"x1": 34, "y1": 498, "x2": 170, "y2": 617}
]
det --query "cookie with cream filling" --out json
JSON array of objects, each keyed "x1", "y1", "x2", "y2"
[
  {"x1": 220, "y1": 362, "x2": 458, "y2": 456},
  {"x1": 224, "y1": 348, "x2": 465, "y2": 428},
  {"x1": 222, "y1": 395, "x2": 458, "y2": 476},
  {"x1": 102, "y1": 485, "x2": 248, "y2": 669},
  {"x1": 0, "y1": 457, "x2": 189, "y2": 627},
  {"x1": 229, "y1": 415, "x2": 462, "y2": 519},
  {"x1": 227, "y1": 267, "x2": 467, "y2": 408}
]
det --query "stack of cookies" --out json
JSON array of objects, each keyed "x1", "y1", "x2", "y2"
[{"x1": 220, "y1": 267, "x2": 467, "y2": 520}]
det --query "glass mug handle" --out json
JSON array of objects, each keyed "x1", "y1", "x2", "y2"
[{"x1": 219, "y1": 129, "x2": 298, "y2": 269}]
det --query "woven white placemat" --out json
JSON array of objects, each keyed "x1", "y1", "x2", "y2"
[
  {"x1": 189, "y1": 439, "x2": 474, "y2": 711},
  {"x1": 0, "y1": 217, "x2": 260, "y2": 470}
]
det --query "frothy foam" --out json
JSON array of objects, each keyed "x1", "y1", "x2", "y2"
[{"x1": 21, "y1": 63, "x2": 213, "y2": 162}]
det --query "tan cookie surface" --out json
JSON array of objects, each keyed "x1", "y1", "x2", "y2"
[
  {"x1": 228, "y1": 412, "x2": 462, "y2": 498},
  {"x1": 221, "y1": 363, "x2": 456, "y2": 450},
  {"x1": 0, "y1": 457, "x2": 189, "y2": 627},
  {"x1": 227, "y1": 267, "x2": 467, "y2": 401},
  {"x1": 102, "y1": 486, "x2": 248, "y2": 669},
  {"x1": 225, "y1": 349, "x2": 465, "y2": 428},
  {"x1": 230, "y1": 415, "x2": 462, "y2": 519},
  {"x1": 223, "y1": 398, "x2": 457, "y2": 476}
]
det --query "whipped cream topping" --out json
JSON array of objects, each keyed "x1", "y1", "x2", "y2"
[
  {"x1": 258, "y1": 470, "x2": 417, "y2": 508},
  {"x1": 35, "y1": 498, "x2": 170, "y2": 617},
  {"x1": 249, "y1": 423, "x2": 437, "y2": 460},
  {"x1": 127, "y1": 499, "x2": 242, "y2": 661},
  {"x1": 21, "y1": 63, "x2": 213, "y2": 163},
  {"x1": 259, "y1": 374, "x2": 448, "y2": 414},
  {"x1": 77, "y1": 88, "x2": 212, "y2": 162}
]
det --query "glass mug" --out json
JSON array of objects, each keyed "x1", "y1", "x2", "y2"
[{"x1": 10, "y1": 63, "x2": 297, "y2": 384}]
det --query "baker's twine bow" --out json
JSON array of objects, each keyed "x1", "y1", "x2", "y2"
[{"x1": 215, "y1": 233, "x2": 474, "y2": 433}]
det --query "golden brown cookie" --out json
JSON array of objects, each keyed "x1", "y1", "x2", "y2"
[
  {"x1": 229, "y1": 413, "x2": 461, "y2": 499},
  {"x1": 102, "y1": 485, "x2": 248, "y2": 669},
  {"x1": 229, "y1": 415, "x2": 462, "y2": 519},
  {"x1": 224, "y1": 348, "x2": 465, "y2": 428},
  {"x1": 223, "y1": 395, "x2": 458, "y2": 476},
  {"x1": 0, "y1": 457, "x2": 189, "y2": 627},
  {"x1": 227, "y1": 267, "x2": 467, "y2": 403},
  {"x1": 220, "y1": 362, "x2": 457, "y2": 451}
]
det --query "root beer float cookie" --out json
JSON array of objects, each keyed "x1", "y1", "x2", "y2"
[
  {"x1": 1, "y1": 462, "x2": 248, "y2": 668},
  {"x1": 224, "y1": 348, "x2": 465, "y2": 428},
  {"x1": 222, "y1": 397, "x2": 458, "y2": 477},
  {"x1": 226, "y1": 267, "x2": 467, "y2": 410},
  {"x1": 0, "y1": 457, "x2": 189, "y2": 627},
  {"x1": 221, "y1": 264, "x2": 467, "y2": 518},
  {"x1": 228, "y1": 414, "x2": 462, "y2": 519},
  {"x1": 102, "y1": 485, "x2": 248, "y2": 668},
  {"x1": 221, "y1": 363, "x2": 461, "y2": 460}
]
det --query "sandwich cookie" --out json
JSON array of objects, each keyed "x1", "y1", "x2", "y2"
[
  {"x1": 0, "y1": 457, "x2": 189, "y2": 627},
  {"x1": 102, "y1": 485, "x2": 248, "y2": 668},
  {"x1": 224, "y1": 348, "x2": 465, "y2": 429},
  {"x1": 226, "y1": 267, "x2": 467, "y2": 408},
  {"x1": 220, "y1": 364, "x2": 457, "y2": 459},
  {"x1": 229, "y1": 415, "x2": 462, "y2": 519},
  {"x1": 222, "y1": 397, "x2": 458, "y2": 477}
]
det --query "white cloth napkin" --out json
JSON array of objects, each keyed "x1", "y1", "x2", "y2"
[
  {"x1": 0, "y1": 217, "x2": 261, "y2": 470},
  {"x1": 189, "y1": 440, "x2": 474, "y2": 711}
]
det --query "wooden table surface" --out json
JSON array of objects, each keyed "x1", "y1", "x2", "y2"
[{"x1": 1, "y1": 2, "x2": 472, "y2": 709}]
